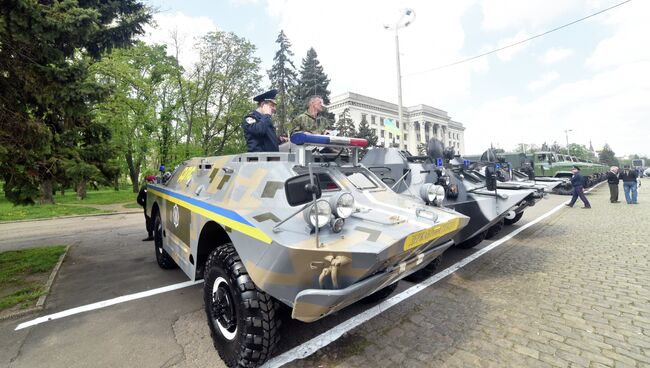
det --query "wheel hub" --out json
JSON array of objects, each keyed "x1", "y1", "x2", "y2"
[{"x1": 211, "y1": 277, "x2": 237, "y2": 340}]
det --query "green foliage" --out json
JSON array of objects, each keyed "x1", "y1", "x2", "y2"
[
  {"x1": 293, "y1": 48, "x2": 331, "y2": 113},
  {"x1": 357, "y1": 115, "x2": 378, "y2": 147},
  {"x1": 561, "y1": 143, "x2": 596, "y2": 161},
  {"x1": 176, "y1": 31, "x2": 260, "y2": 157},
  {"x1": 335, "y1": 108, "x2": 357, "y2": 137},
  {"x1": 268, "y1": 30, "x2": 298, "y2": 135},
  {"x1": 0, "y1": 245, "x2": 66, "y2": 311},
  {"x1": 0, "y1": 0, "x2": 151, "y2": 205},
  {"x1": 599, "y1": 144, "x2": 619, "y2": 166},
  {"x1": 92, "y1": 42, "x2": 180, "y2": 192}
]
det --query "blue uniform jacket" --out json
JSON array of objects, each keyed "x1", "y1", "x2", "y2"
[
  {"x1": 242, "y1": 110, "x2": 279, "y2": 152},
  {"x1": 570, "y1": 172, "x2": 585, "y2": 187}
]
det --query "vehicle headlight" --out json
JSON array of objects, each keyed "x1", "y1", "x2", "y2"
[
  {"x1": 303, "y1": 200, "x2": 331, "y2": 228},
  {"x1": 329, "y1": 192, "x2": 355, "y2": 218},
  {"x1": 420, "y1": 183, "x2": 445, "y2": 205}
]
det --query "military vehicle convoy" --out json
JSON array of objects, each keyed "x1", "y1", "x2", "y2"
[
  {"x1": 145, "y1": 133, "x2": 469, "y2": 367},
  {"x1": 360, "y1": 139, "x2": 543, "y2": 250},
  {"x1": 465, "y1": 150, "x2": 608, "y2": 195}
]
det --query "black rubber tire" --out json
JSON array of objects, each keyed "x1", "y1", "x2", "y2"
[
  {"x1": 455, "y1": 230, "x2": 487, "y2": 249},
  {"x1": 204, "y1": 243, "x2": 280, "y2": 367},
  {"x1": 362, "y1": 281, "x2": 399, "y2": 303},
  {"x1": 485, "y1": 219, "x2": 504, "y2": 240},
  {"x1": 154, "y1": 212, "x2": 177, "y2": 269},
  {"x1": 503, "y1": 211, "x2": 524, "y2": 225},
  {"x1": 404, "y1": 256, "x2": 442, "y2": 282}
]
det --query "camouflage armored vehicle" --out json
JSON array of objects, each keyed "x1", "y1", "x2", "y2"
[
  {"x1": 145, "y1": 133, "x2": 468, "y2": 367},
  {"x1": 361, "y1": 139, "x2": 542, "y2": 249}
]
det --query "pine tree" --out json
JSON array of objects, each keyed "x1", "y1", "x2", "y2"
[
  {"x1": 335, "y1": 108, "x2": 357, "y2": 137},
  {"x1": 267, "y1": 30, "x2": 298, "y2": 136},
  {"x1": 293, "y1": 48, "x2": 331, "y2": 115},
  {"x1": 357, "y1": 115, "x2": 378, "y2": 147},
  {"x1": 599, "y1": 144, "x2": 619, "y2": 166}
]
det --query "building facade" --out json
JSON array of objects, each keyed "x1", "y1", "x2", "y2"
[{"x1": 327, "y1": 92, "x2": 465, "y2": 155}]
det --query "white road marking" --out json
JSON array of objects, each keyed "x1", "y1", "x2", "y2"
[
  {"x1": 262, "y1": 182, "x2": 604, "y2": 367},
  {"x1": 15, "y1": 280, "x2": 203, "y2": 330}
]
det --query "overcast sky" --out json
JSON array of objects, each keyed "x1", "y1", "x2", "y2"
[{"x1": 142, "y1": 0, "x2": 648, "y2": 157}]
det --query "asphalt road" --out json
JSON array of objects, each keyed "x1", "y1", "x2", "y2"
[{"x1": 3, "y1": 184, "x2": 639, "y2": 368}]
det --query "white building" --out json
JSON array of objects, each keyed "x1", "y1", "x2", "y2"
[{"x1": 327, "y1": 92, "x2": 465, "y2": 155}]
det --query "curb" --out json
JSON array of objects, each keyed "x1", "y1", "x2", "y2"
[
  {"x1": 0, "y1": 209, "x2": 141, "y2": 225},
  {"x1": 0, "y1": 245, "x2": 71, "y2": 322}
]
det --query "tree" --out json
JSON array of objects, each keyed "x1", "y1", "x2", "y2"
[
  {"x1": 357, "y1": 115, "x2": 378, "y2": 147},
  {"x1": 293, "y1": 48, "x2": 331, "y2": 114},
  {"x1": 335, "y1": 108, "x2": 357, "y2": 137},
  {"x1": 0, "y1": 0, "x2": 151, "y2": 204},
  {"x1": 92, "y1": 42, "x2": 180, "y2": 192},
  {"x1": 175, "y1": 31, "x2": 261, "y2": 158},
  {"x1": 267, "y1": 30, "x2": 298, "y2": 136},
  {"x1": 564, "y1": 143, "x2": 594, "y2": 160},
  {"x1": 599, "y1": 144, "x2": 619, "y2": 166}
]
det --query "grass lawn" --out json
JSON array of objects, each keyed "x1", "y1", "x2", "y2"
[
  {"x1": 0, "y1": 189, "x2": 139, "y2": 222},
  {"x1": 0, "y1": 245, "x2": 67, "y2": 313}
]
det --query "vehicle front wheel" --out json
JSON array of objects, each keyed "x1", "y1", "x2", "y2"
[
  {"x1": 154, "y1": 212, "x2": 177, "y2": 269},
  {"x1": 485, "y1": 219, "x2": 504, "y2": 240},
  {"x1": 204, "y1": 243, "x2": 280, "y2": 367},
  {"x1": 455, "y1": 231, "x2": 487, "y2": 249},
  {"x1": 405, "y1": 256, "x2": 442, "y2": 281},
  {"x1": 503, "y1": 211, "x2": 524, "y2": 225}
]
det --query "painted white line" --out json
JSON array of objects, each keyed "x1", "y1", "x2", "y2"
[
  {"x1": 15, "y1": 280, "x2": 203, "y2": 331},
  {"x1": 263, "y1": 182, "x2": 604, "y2": 367}
]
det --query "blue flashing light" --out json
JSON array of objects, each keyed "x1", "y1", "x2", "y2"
[
  {"x1": 290, "y1": 132, "x2": 330, "y2": 145},
  {"x1": 159, "y1": 165, "x2": 165, "y2": 172},
  {"x1": 436, "y1": 158, "x2": 443, "y2": 167},
  {"x1": 463, "y1": 159, "x2": 470, "y2": 167},
  {"x1": 495, "y1": 163, "x2": 501, "y2": 169}
]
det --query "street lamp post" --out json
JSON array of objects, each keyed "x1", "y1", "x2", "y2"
[
  {"x1": 384, "y1": 9, "x2": 415, "y2": 151},
  {"x1": 564, "y1": 129, "x2": 572, "y2": 155}
]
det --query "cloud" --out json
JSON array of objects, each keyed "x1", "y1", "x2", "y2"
[
  {"x1": 541, "y1": 48, "x2": 574, "y2": 64},
  {"x1": 462, "y1": 61, "x2": 650, "y2": 156},
  {"x1": 586, "y1": 0, "x2": 650, "y2": 70},
  {"x1": 528, "y1": 71, "x2": 560, "y2": 91},
  {"x1": 141, "y1": 11, "x2": 218, "y2": 70},
  {"x1": 479, "y1": 0, "x2": 584, "y2": 31},
  {"x1": 492, "y1": 30, "x2": 531, "y2": 61},
  {"x1": 265, "y1": 0, "x2": 476, "y2": 107}
]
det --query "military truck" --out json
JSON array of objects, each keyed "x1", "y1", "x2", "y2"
[
  {"x1": 145, "y1": 133, "x2": 468, "y2": 367},
  {"x1": 361, "y1": 139, "x2": 543, "y2": 250}
]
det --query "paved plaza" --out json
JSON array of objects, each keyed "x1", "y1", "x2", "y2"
[{"x1": 287, "y1": 183, "x2": 650, "y2": 367}]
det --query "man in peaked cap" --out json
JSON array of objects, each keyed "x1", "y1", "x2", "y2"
[
  {"x1": 242, "y1": 89, "x2": 287, "y2": 152},
  {"x1": 565, "y1": 165, "x2": 591, "y2": 209}
]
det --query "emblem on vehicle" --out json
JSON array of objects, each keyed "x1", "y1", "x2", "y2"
[{"x1": 172, "y1": 204, "x2": 180, "y2": 228}]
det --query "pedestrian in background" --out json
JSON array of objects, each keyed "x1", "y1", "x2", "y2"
[
  {"x1": 565, "y1": 166, "x2": 591, "y2": 209},
  {"x1": 619, "y1": 165, "x2": 639, "y2": 204},
  {"x1": 137, "y1": 175, "x2": 156, "y2": 241},
  {"x1": 606, "y1": 166, "x2": 620, "y2": 203}
]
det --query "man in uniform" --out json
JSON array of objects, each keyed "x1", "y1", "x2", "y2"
[
  {"x1": 288, "y1": 95, "x2": 331, "y2": 135},
  {"x1": 242, "y1": 89, "x2": 286, "y2": 152},
  {"x1": 137, "y1": 175, "x2": 156, "y2": 241}
]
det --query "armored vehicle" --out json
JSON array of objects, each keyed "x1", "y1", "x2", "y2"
[
  {"x1": 145, "y1": 133, "x2": 468, "y2": 367},
  {"x1": 361, "y1": 139, "x2": 542, "y2": 249}
]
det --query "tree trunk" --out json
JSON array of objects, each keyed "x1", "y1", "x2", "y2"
[
  {"x1": 113, "y1": 175, "x2": 119, "y2": 191},
  {"x1": 40, "y1": 179, "x2": 54, "y2": 204},
  {"x1": 76, "y1": 179, "x2": 87, "y2": 200},
  {"x1": 126, "y1": 150, "x2": 140, "y2": 193}
]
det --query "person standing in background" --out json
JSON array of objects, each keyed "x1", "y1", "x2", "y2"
[
  {"x1": 606, "y1": 166, "x2": 620, "y2": 203},
  {"x1": 619, "y1": 165, "x2": 639, "y2": 204}
]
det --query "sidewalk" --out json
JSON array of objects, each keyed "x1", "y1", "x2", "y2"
[{"x1": 288, "y1": 183, "x2": 650, "y2": 367}]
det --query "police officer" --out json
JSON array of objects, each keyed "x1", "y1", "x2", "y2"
[
  {"x1": 242, "y1": 89, "x2": 286, "y2": 152},
  {"x1": 137, "y1": 175, "x2": 156, "y2": 241}
]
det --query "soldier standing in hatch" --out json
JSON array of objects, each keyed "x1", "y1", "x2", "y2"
[
  {"x1": 242, "y1": 89, "x2": 287, "y2": 152},
  {"x1": 137, "y1": 175, "x2": 156, "y2": 241},
  {"x1": 288, "y1": 95, "x2": 331, "y2": 135}
]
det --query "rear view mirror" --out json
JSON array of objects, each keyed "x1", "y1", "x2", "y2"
[
  {"x1": 285, "y1": 174, "x2": 322, "y2": 206},
  {"x1": 485, "y1": 165, "x2": 497, "y2": 191}
]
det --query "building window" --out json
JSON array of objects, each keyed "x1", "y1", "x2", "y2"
[
  {"x1": 396, "y1": 120, "x2": 400, "y2": 128},
  {"x1": 380, "y1": 117, "x2": 384, "y2": 126},
  {"x1": 404, "y1": 133, "x2": 407, "y2": 140},
  {"x1": 362, "y1": 113, "x2": 367, "y2": 122},
  {"x1": 389, "y1": 133, "x2": 393, "y2": 139},
  {"x1": 371, "y1": 115, "x2": 376, "y2": 125}
]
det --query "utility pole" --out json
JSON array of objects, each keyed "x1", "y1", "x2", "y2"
[{"x1": 564, "y1": 129, "x2": 572, "y2": 155}]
